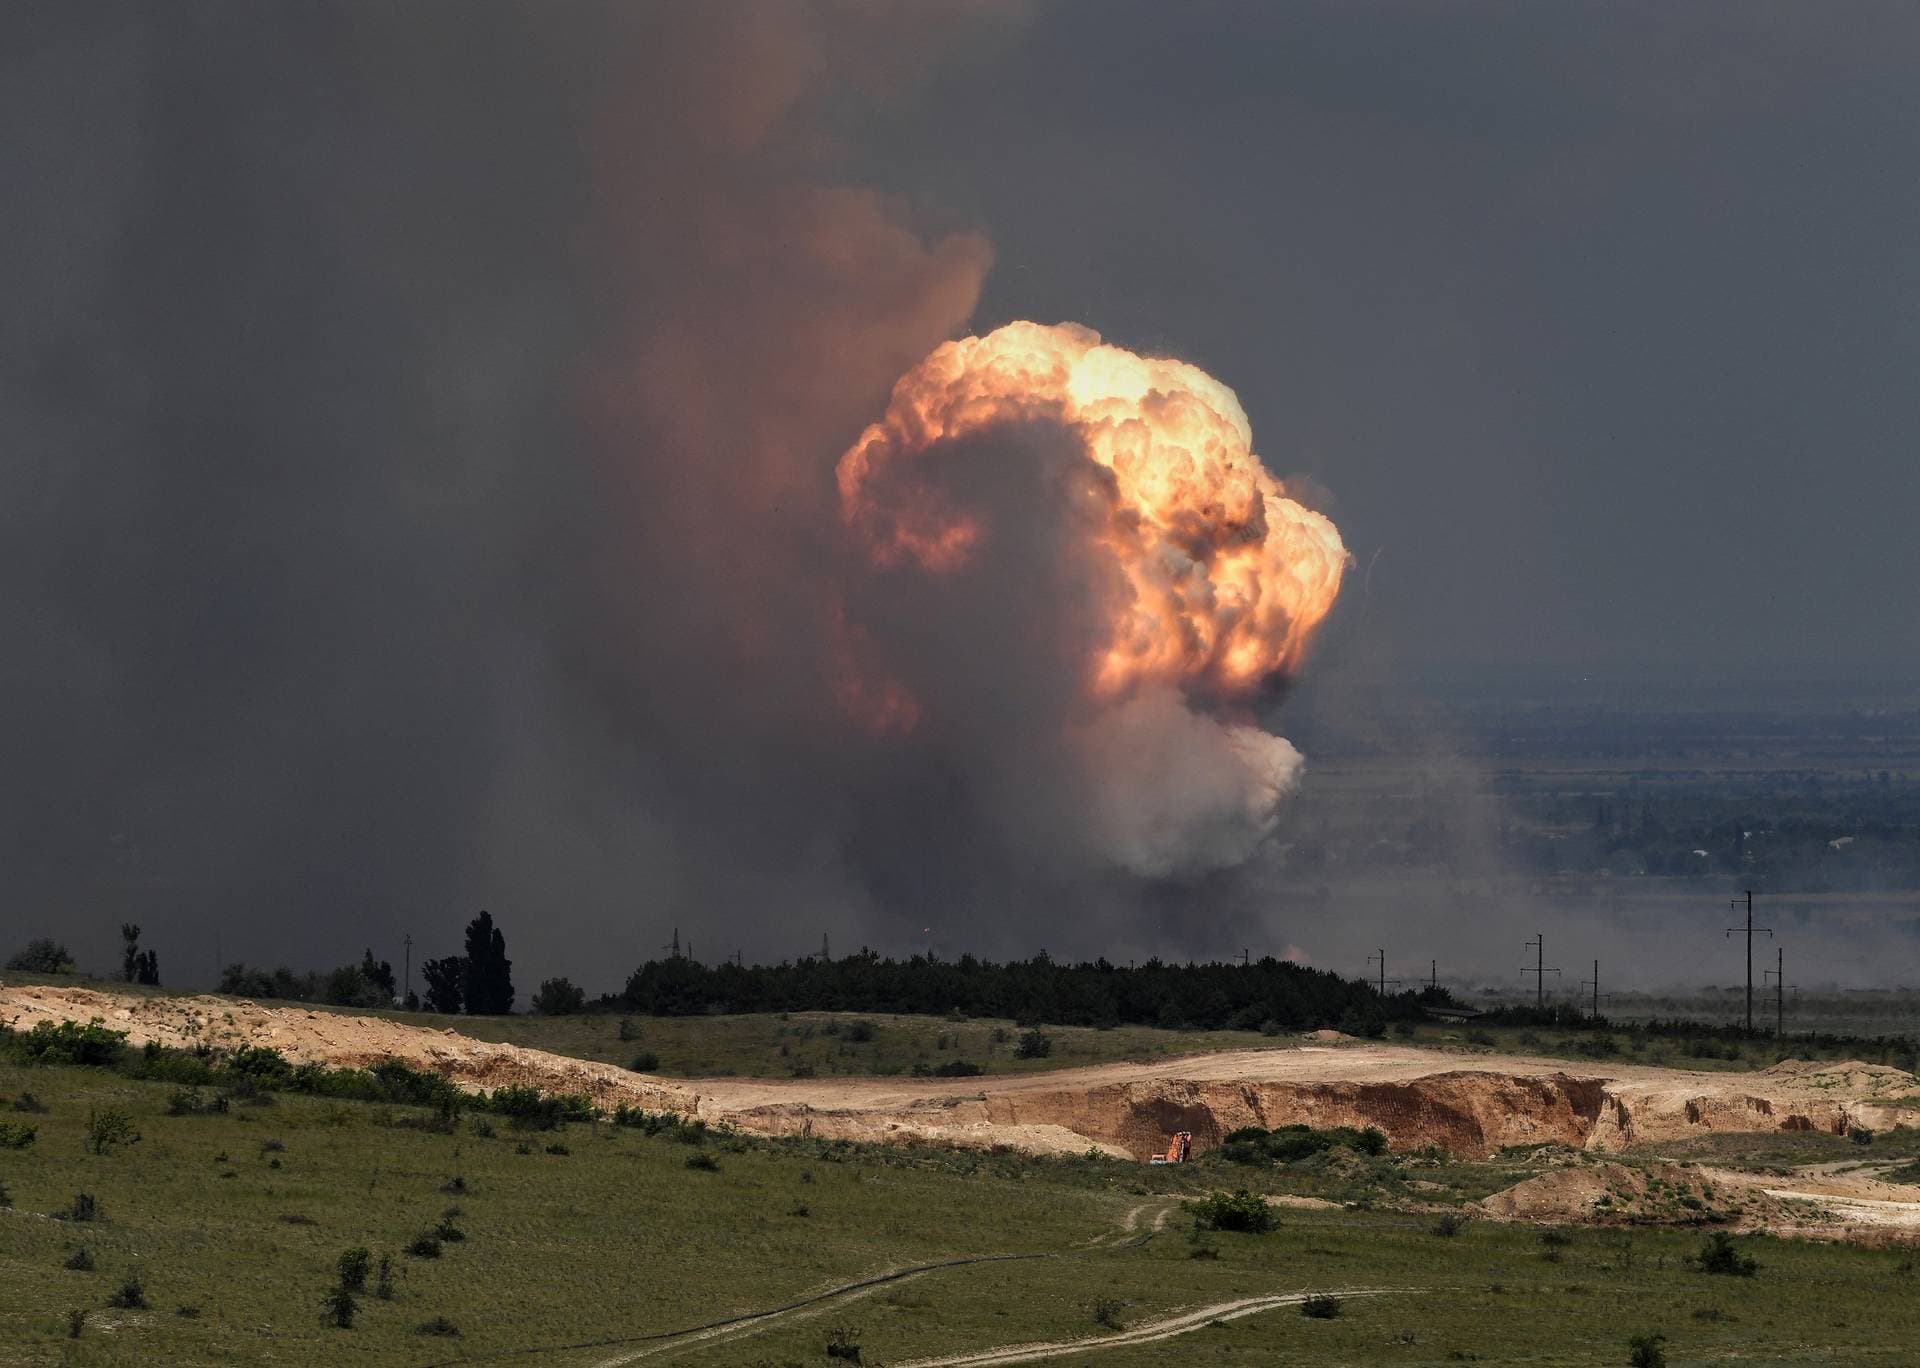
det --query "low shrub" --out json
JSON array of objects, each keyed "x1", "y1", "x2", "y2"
[
  {"x1": 1696, "y1": 1232, "x2": 1758, "y2": 1277},
  {"x1": 374, "y1": 1254, "x2": 395, "y2": 1300},
  {"x1": 337, "y1": 1248, "x2": 371, "y2": 1292},
  {"x1": 108, "y1": 1274, "x2": 147, "y2": 1310},
  {"x1": 628, "y1": 1052, "x2": 661, "y2": 1073},
  {"x1": 685, "y1": 1151, "x2": 720, "y2": 1171},
  {"x1": 1628, "y1": 1331, "x2": 1668, "y2": 1367},
  {"x1": 1188, "y1": 1189, "x2": 1277, "y2": 1234},
  {"x1": 12, "y1": 1091, "x2": 48, "y2": 1113},
  {"x1": 12, "y1": 1018, "x2": 128, "y2": 1067},
  {"x1": 68, "y1": 1193, "x2": 99, "y2": 1223},
  {"x1": 0, "y1": 1121, "x2": 36, "y2": 1150},
  {"x1": 1300, "y1": 1294, "x2": 1341, "y2": 1319},
  {"x1": 322, "y1": 1284, "x2": 357, "y2": 1329},
  {"x1": 1219, "y1": 1123, "x2": 1388, "y2": 1164},
  {"x1": 1015, "y1": 1030, "x2": 1053, "y2": 1060},
  {"x1": 85, "y1": 1108, "x2": 139, "y2": 1155},
  {"x1": 1091, "y1": 1297, "x2": 1125, "y2": 1330},
  {"x1": 417, "y1": 1315, "x2": 460, "y2": 1337},
  {"x1": 1431, "y1": 1211, "x2": 1471, "y2": 1237},
  {"x1": 64, "y1": 1247, "x2": 94, "y2": 1271},
  {"x1": 407, "y1": 1233, "x2": 443, "y2": 1259}
]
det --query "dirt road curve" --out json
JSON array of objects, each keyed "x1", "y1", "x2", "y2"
[{"x1": 4, "y1": 982, "x2": 1914, "y2": 1161}]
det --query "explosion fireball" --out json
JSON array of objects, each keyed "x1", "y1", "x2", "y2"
[
  {"x1": 833, "y1": 323, "x2": 1349, "y2": 878},
  {"x1": 838, "y1": 321, "x2": 1347, "y2": 704}
]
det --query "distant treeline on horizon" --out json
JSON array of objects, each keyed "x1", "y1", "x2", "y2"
[{"x1": 612, "y1": 950, "x2": 1452, "y2": 1034}]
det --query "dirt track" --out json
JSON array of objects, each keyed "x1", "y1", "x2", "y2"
[{"x1": 4, "y1": 982, "x2": 1915, "y2": 1166}]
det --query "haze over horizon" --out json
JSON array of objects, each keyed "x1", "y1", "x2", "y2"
[{"x1": 6, "y1": 2, "x2": 1918, "y2": 995}]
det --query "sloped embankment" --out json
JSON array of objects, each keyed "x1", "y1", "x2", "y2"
[{"x1": 983, "y1": 1073, "x2": 1611, "y2": 1155}]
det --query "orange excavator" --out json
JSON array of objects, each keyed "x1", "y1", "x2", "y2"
[{"x1": 1148, "y1": 1131, "x2": 1192, "y2": 1165}]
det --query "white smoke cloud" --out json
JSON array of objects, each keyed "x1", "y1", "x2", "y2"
[{"x1": 1073, "y1": 685, "x2": 1304, "y2": 877}]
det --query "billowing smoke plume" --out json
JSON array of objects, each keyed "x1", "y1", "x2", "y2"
[
  {"x1": 4, "y1": 1, "x2": 1341, "y2": 984},
  {"x1": 834, "y1": 322, "x2": 1346, "y2": 876}
]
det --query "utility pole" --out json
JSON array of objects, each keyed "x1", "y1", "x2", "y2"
[
  {"x1": 1725, "y1": 890, "x2": 1773, "y2": 1033},
  {"x1": 1366, "y1": 949, "x2": 1400, "y2": 998},
  {"x1": 1763, "y1": 946, "x2": 1786, "y2": 1038},
  {"x1": 1239, "y1": 948, "x2": 1250, "y2": 967},
  {"x1": 1522, "y1": 934, "x2": 1560, "y2": 1010},
  {"x1": 1430, "y1": 959, "x2": 1438, "y2": 992},
  {"x1": 821, "y1": 933, "x2": 830, "y2": 962},
  {"x1": 1580, "y1": 959, "x2": 1600, "y2": 1020},
  {"x1": 666, "y1": 928, "x2": 681, "y2": 960},
  {"x1": 402, "y1": 933, "x2": 413, "y2": 1008}
]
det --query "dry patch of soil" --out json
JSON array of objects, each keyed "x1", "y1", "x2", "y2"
[{"x1": 4, "y1": 982, "x2": 1913, "y2": 1170}]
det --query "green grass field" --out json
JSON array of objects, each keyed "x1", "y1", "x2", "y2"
[{"x1": 5, "y1": 1055, "x2": 1920, "y2": 1366}]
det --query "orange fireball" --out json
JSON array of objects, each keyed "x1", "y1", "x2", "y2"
[{"x1": 837, "y1": 322, "x2": 1347, "y2": 705}]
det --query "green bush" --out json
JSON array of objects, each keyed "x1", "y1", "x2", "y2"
[
  {"x1": 337, "y1": 1248, "x2": 371, "y2": 1292},
  {"x1": 1300, "y1": 1293, "x2": 1341, "y2": 1318},
  {"x1": 530, "y1": 977, "x2": 587, "y2": 1016},
  {"x1": 108, "y1": 1274, "x2": 147, "y2": 1309},
  {"x1": 322, "y1": 1284, "x2": 357, "y2": 1329},
  {"x1": 407, "y1": 1233, "x2": 443, "y2": 1259},
  {"x1": 5, "y1": 938, "x2": 76, "y2": 974},
  {"x1": 417, "y1": 1315, "x2": 460, "y2": 1336},
  {"x1": 1016, "y1": 1030, "x2": 1053, "y2": 1059},
  {"x1": 1628, "y1": 1331, "x2": 1668, "y2": 1367},
  {"x1": 1696, "y1": 1232, "x2": 1758, "y2": 1277},
  {"x1": 64, "y1": 1247, "x2": 93, "y2": 1271},
  {"x1": 10, "y1": 1019, "x2": 127, "y2": 1067},
  {"x1": 1218, "y1": 1123, "x2": 1388, "y2": 1164},
  {"x1": 67, "y1": 1193, "x2": 99, "y2": 1223},
  {"x1": 1188, "y1": 1189, "x2": 1277, "y2": 1234},
  {"x1": 628, "y1": 1052, "x2": 661, "y2": 1073},
  {"x1": 0, "y1": 1121, "x2": 36, "y2": 1150}
]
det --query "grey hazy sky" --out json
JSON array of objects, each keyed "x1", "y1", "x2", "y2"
[
  {"x1": 4, "y1": 2, "x2": 1916, "y2": 987},
  {"x1": 857, "y1": 0, "x2": 1920, "y2": 677}
]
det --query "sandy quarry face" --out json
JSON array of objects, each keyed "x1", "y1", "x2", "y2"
[{"x1": 3, "y1": 982, "x2": 1914, "y2": 1165}]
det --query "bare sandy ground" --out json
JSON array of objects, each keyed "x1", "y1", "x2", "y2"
[{"x1": 4, "y1": 981, "x2": 1914, "y2": 1170}]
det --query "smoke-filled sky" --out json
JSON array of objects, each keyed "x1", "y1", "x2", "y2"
[{"x1": 6, "y1": 2, "x2": 1918, "y2": 990}]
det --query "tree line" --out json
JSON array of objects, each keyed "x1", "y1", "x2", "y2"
[{"x1": 613, "y1": 949, "x2": 1452, "y2": 1033}]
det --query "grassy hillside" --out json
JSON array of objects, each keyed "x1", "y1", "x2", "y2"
[{"x1": 4, "y1": 1056, "x2": 1920, "y2": 1365}]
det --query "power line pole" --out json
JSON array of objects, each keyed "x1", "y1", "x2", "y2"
[
  {"x1": 1763, "y1": 946, "x2": 1786, "y2": 1039},
  {"x1": 1366, "y1": 949, "x2": 1400, "y2": 998},
  {"x1": 666, "y1": 928, "x2": 681, "y2": 959},
  {"x1": 821, "y1": 933, "x2": 830, "y2": 962},
  {"x1": 1522, "y1": 934, "x2": 1560, "y2": 1010},
  {"x1": 402, "y1": 933, "x2": 413, "y2": 1008},
  {"x1": 1580, "y1": 959, "x2": 1600, "y2": 1020},
  {"x1": 1430, "y1": 959, "x2": 1438, "y2": 991},
  {"x1": 1239, "y1": 948, "x2": 1250, "y2": 967},
  {"x1": 1725, "y1": 890, "x2": 1773, "y2": 1033}
]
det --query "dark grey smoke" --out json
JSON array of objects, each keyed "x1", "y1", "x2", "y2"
[{"x1": 7, "y1": 2, "x2": 1918, "y2": 993}]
